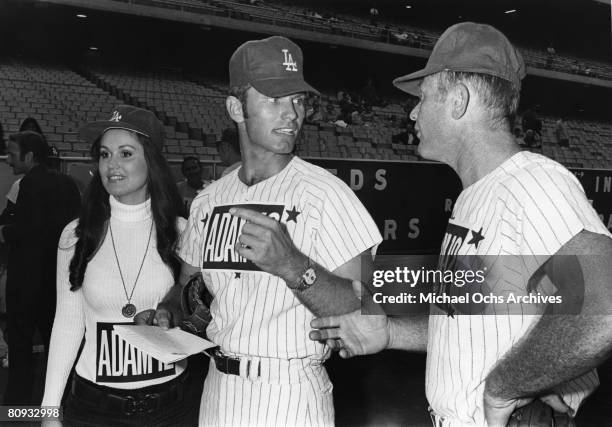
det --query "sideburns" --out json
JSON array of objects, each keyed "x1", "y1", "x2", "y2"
[{"x1": 240, "y1": 92, "x2": 249, "y2": 120}]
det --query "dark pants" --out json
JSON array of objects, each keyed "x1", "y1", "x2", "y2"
[
  {"x1": 4, "y1": 287, "x2": 54, "y2": 405},
  {"x1": 63, "y1": 372, "x2": 198, "y2": 427},
  {"x1": 63, "y1": 353, "x2": 208, "y2": 427}
]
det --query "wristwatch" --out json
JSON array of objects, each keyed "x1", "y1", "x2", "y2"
[{"x1": 293, "y1": 259, "x2": 317, "y2": 292}]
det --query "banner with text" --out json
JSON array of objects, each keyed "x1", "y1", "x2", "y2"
[{"x1": 308, "y1": 159, "x2": 612, "y2": 255}]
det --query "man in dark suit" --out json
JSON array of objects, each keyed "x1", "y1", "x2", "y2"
[{"x1": 0, "y1": 131, "x2": 81, "y2": 404}]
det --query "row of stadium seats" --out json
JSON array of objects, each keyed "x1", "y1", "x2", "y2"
[
  {"x1": 0, "y1": 62, "x2": 123, "y2": 157},
  {"x1": 84, "y1": 66, "x2": 425, "y2": 160},
  {"x1": 0, "y1": 59, "x2": 610, "y2": 168},
  {"x1": 263, "y1": 0, "x2": 612, "y2": 80},
  {"x1": 140, "y1": 0, "x2": 612, "y2": 81},
  {"x1": 540, "y1": 118, "x2": 612, "y2": 169}
]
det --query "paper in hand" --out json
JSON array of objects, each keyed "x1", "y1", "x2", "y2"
[{"x1": 114, "y1": 325, "x2": 216, "y2": 364}]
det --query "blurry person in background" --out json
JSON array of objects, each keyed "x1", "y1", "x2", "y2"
[
  {"x1": 1, "y1": 131, "x2": 80, "y2": 404},
  {"x1": 216, "y1": 127, "x2": 241, "y2": 177},
  {"x1": 555, "y1": 117, "x2": 570, "y2": 148},
  {"x1": 19, "y1": 117, "x2": 44, "y2": 137},
  {"x1": 177, "y1": 156, "x2": 210, "y2": 217}
]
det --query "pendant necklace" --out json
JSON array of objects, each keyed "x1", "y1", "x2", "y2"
[{"x1": 109, "y1": 220, "x2": 153, "y2": 318}]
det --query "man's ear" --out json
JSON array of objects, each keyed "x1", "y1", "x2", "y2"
[
  {"x1": 226, "y1": 96, "x2": 245, "y2": 124},
  {"x1": 451, "y1": 83, "x2": 469, "y2": 120}
]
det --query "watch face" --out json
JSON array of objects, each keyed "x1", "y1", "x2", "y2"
[{"x1": 303, "y1": 268, "x2": 317, "y2": 285}]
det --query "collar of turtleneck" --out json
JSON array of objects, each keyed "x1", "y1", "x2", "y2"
[{"x1": 109, "y1": 196, "x2": 152, "y2": 222}]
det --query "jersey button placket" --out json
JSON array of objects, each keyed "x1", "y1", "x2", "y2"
[{"x1": 244, "y1": 186, "x2": 256, "y2": 202}]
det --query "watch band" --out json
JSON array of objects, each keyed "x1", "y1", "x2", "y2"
[{"x1": 293, "y1": 258, "x2": 317, "y2": 292}]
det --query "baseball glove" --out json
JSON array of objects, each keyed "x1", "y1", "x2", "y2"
[{"x1": 180, "y1": 272, "x2": 213, "y2": 339}]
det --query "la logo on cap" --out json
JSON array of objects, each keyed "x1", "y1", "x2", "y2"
[
  {"x1": 110, "y1": 111, "x2": 122, "y2": 122},
  {"x1": 282, "y1": 49, "x2": 298, "y2": 72}
]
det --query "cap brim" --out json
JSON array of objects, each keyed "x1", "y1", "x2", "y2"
[
  {"x1": 79, "y1": 121, "x2": 151, "y2": 143},
  {"x1": 392, "y1": 66, "x2": 441, "y2": 96},
  {"x1": 252, "y1": 78, "x2": 320, "y2": 98}
]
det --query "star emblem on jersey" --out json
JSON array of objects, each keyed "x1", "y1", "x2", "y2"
[
  {"x1": 235, "y1": 272, "x2": 241, "y2": 279},
  {"x1": 201, "y1": 213, "x2": 209, "y2": 227},
  {"x1": 285, "y1": 206, "x2": 300, "y2": 223},
  {"x1": 468, "y1": 227, "x2": 485, "y2": 249}
]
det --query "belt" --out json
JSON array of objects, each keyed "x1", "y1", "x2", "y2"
[
  {"x1": 71, "y1": 373, "x2": 185, "y2": 416},
  {"x1": 206, "y1": 347, "x2": 260, "y2": 377}
]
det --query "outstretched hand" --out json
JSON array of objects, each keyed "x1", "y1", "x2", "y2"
[
  {"x1": 309, "y1": 311, "x2": 389, "y2": 358},
  {"x1": 309, "y1": 280, "x2": 389, "y2": 358},
  {"x1": 230, "y1": 207, "x2": 304, "y2": 280}
]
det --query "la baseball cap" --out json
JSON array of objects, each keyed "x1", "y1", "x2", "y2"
[
  {"x1": 79, "y1": 105, "x2": 164, "y2": 150},
  {"x1": 393, "y1": 22, "x2": 526, "y2": 96},
  {"x1": 229, "y1": 35, "x2": 320, "y2": 98}
]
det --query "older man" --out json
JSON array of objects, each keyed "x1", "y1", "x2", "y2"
[{"x1": 309, "y1": 22, "x2": 612, "y2": 426}]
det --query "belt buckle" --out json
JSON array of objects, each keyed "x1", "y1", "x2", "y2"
[
  {"x1": 123, "y1": 396, "x2": 137, "y2": 416},
  {"x1": 214, "y1": 349, "x2": 230, "y2": 373},
  {"x1": 142, "y1": 393, "x2": 159, "y2": 413},
  {"x1": 122, "y1": 393, "x2": 159, "y2": 415},
  {"x1": 214, "y1": 350, "x2": 241, "y2": 375},
  {"x1": 222, "y1": 354, "x2": 236, "y2": 374}
]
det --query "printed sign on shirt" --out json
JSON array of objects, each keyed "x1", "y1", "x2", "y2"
[
  {"x1": 201, "y1": 203, "x2": 284, "y2": 272},
  {"x1": 96, "y1": 322, "x2": 175, "y2": 383}
]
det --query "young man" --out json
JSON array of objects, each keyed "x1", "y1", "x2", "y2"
[
  {"x1": 1, "y1": 131, "x2": 80, "y2": 404},
  {"x1": 143, "y1": 36, "x2": 381, "y2": 426},
  {"x1": 308, "y1": 22, "x2": 612, "y2": 426}
]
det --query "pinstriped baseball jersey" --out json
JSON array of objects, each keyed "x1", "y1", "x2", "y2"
[
  {"x1": 179, "y1": 156, "x2": 382, "y2": 360},
  {"x1": 427, "y1": 152, "x2": 610, "y2": 426}
]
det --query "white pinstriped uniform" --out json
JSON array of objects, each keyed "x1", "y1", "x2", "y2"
[
  {"x1": 427, "y1": 152, "x2": 610, "y2": 426},
  {"x1": 179, "y1": 156, "x2": 382, "y2": 427}
]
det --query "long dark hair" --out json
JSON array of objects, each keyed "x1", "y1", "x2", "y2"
[{"x1": 69, "y1": 132, "x2": 182, "y2": 290}]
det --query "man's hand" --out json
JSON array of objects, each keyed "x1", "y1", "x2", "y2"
[
  {"x1": 309, "y1": 310, "x2": 389, "y2": 358},
  {"x1": 133, "y1": 306, "x2": 179, "y2": 330},
  {"x1": 134, "y1": 285, "x2": 184, "y2": 330},
  {"x1": 483, "y1": 387, "x2": 574, "y2": 427},
  {"x1": 230, "y1": 207, "x2": 305, "y2": 281}
]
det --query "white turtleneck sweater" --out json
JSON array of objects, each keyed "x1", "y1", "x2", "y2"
[{"x1": 42, "y1": 196, "x2": 186, "y2": 407}]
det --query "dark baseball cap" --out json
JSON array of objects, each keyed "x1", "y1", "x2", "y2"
[
  {"x1": 393, "y1": 22, "x2": 525, "y2": 96},
  {"x1": 229, "y1": 36, "x2": 319, "y2": 98},
  {"x1": 79, "y1": 105, "x2": 164, "y2": 150}
]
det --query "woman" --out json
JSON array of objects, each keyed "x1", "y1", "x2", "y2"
[{"x1": 42, "y1": 105, "x2": 193, "y2": 426}]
